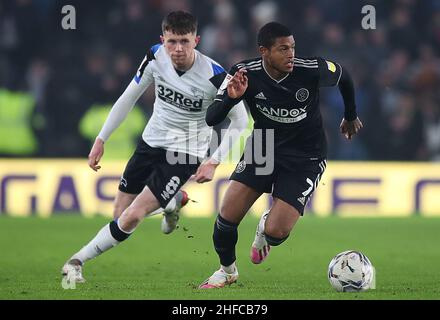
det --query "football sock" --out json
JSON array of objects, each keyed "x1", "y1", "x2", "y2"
[
  {"x1": 221, "y1": 262, "x2": 237, "y2": 274},
  {"x1": 264, "y1": 233, "x2": 289, "y2": 246},
  {"x1": 213, "y1": 214, "x2": 238, "y2": 267},
  {"x1": 70, "y1": 220, "x2": 132, "y2": 264},
  {"x1": 253, "y1": 210, "x2": 270, "y2": 248},
  {"x1": 144, "y1": 197, "x2": 176, "y2": 217}
]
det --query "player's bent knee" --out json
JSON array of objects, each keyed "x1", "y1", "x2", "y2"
[
  {"x1": 113, "y1": 203, "x2": 127, "y2": 219},
  {"x1": 264, "y1": 233, "x2": 290, "y2": 246},
  {"x1": 219, "y1": 203, "x2": 241, "y2": 224},
  {"x1": 113, "y1": 192, "x2": 137, "y2": 219},
  {"x1": 264, "y1": 223, "x2": 291, "y2": 240},
  {"x1": 219, "y1": 202, "x2": 232, "y2": 216}
]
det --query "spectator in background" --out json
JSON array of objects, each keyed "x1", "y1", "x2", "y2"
[
  {"x1": 388, "y1": 6, "x2": 418, "y2": 56},
  {"x1": 200, "y1": 0, "x2": 247, "y2": 67},
  {"x1": 249, "y1": 0, "x2": 279, "y2": 35},
  {"x1": 292, "y1": 4, "x2": 322, "y2": 56},
  {"x1": 381, "y1": 93, "x2": 425, "y2": 160}
]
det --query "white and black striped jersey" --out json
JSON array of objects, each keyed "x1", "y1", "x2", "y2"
[
  {"x1": 216, "y1": 56, "x2": 344, "y2": 158},
  {"x1": 98, "y1": 44, "x2": 248, "y2": 160}
]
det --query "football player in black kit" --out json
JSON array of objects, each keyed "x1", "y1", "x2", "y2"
[{"x1": 199, "y1": 22, "x2": 363, "y2": 288}]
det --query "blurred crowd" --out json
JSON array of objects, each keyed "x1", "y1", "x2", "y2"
[{"x1": 0, "y1": 0, "x2": 439, "y2": 160}]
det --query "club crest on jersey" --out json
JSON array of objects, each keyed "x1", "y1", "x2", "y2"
[
  {"x1": 191, "y1": 87, "x2": 204, "y2": 99},
  {"x1": 235, "y1": 160, "x2": 246, "y2": 173},
  {"x1": 295, "y1": 88, "x2": 309, "y2": 102}
]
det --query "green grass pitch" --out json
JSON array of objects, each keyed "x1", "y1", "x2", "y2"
[{"x1": 0, "y1": 215, "x2": 439, "y2": 300}]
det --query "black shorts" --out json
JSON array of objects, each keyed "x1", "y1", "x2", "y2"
[
  {"x1": 119, "y1": 139, "x2": 199, "y2": 208},
  {"x1": 230, "y1": 154, "x2": 327, "y2": 215}
]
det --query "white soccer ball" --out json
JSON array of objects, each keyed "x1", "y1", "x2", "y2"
[{"x1": 328, "y1": 250, "x2": 375, "y2": 292}]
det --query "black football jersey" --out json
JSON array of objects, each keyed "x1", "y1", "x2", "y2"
[{"x1": 218, "y1": 56, "x2": 343, "y2": 159}]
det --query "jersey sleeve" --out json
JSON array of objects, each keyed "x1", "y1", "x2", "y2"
[
  {"x1": 209, "y1": 62, "x2": 227, "y2": 89},
  {"x1": 210, "y1": 101, "x2": 249, "y2": 162},
  {"x1": 205, "y1": 64, "x2": 243, "y2": 127},
  {"x1": 96, "y1": 47, "x2": 158, "y2": 141},
  {"x1": 133, "y1": 44, "x2": 159, "y2": 87},
  {"x1": 213, "y1": 64, "x2": 242, "y2": 103},
  {"x1": 317, "y1": 57, "x2": 343, "y2": 87}
]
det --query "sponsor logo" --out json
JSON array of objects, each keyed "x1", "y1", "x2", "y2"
[
  {"x1": 120, "y1": 177, "x2": 127, "y2": 188},
  {"x1": 157, "y1": 84, "x2": 203, "y2": 112},
  {"x1": 256, "y1": 103, "x2": 308, "y2": 123},
  {"x1": 326, "y1": 61, "x2": 336, "y2": 73},
  {"x1": 295, "y1": 88, "x2": 309, "y2": 102},
  {"x1": 255, "y1": 92, "x2": 267, "y2": 100},
  {"x1": 161, "y1": 176, "x2": 181, "y2": 200},
  {"x1": 297, "y1": 196, "x2": 306, "y2": 206},
  {"x1": 235, "y1": 160, "x2": 246, "y2": 173}
]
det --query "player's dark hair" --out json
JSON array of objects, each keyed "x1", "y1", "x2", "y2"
[
  {"x1": 257, "y1": 22, "x2": 292, "y2": 48},
  {"x1": 162, "y1": 11, "x2": 198, "y2": 35}
]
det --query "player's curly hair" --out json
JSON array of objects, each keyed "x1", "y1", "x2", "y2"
[
  {"x1": 257, "y1": 22, "x2": 292, "y2": 48},
  {"x1": 162, "y1": 11, "x2": 198, "y2": 35}
]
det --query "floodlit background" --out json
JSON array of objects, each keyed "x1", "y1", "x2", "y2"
[
  {"x1": 1, "y1": 0, "x2": 439, "y2": 160},
  {"x1": 1, "y1": 0, "x2": 439, "y2": 217}
]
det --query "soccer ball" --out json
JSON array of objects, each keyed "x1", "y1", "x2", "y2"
[{"x1": 328, "y1": 250, "x2": 375, "y2": 292}]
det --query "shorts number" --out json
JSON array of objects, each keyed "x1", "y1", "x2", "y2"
[{"x1": 301, "y1": 160, "x2": 326, "y2": 197}]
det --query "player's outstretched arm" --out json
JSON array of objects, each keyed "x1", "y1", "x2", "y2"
[
  {"x1": 205, "y1": 69, "x2": 248, "y2": 126},
  {"x1": 90, "y1": 71, "x2": 151, "y2": 171},
  {"x1": 88, "y1": 51, "x2": 154, "y2": 171},
  {"x1": 195, "y1": 100, "x2": 248, "y2": 183},
  {"x1": 337, "y1": 67, "x2": 363, "y2": 140}
]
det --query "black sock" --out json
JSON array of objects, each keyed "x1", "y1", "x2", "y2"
[
  {"x1": 109, "y1": 220, "x2": 131, "y2": 242},
  {"x1": 213, "y1": 215, "x2": 238, "y2": 266}
]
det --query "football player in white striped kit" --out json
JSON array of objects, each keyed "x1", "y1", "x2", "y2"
[{"x1": 62, "y1": 11, "x2": 248, "y2": 283}]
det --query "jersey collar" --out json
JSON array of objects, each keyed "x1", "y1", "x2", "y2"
[
  {"x1": 176, "y1": 50, "x2": 199, "y2": 77},
  {"x1": 262, "y1": 60, "x2": 290, "y2": 83}
]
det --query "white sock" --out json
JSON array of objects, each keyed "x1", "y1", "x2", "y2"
[
  {"x1": 144, "y1": 198, "x2": 176, "y2": 217},
  {"x1": 163, "y1": 197, "x2": 177, "y2": 213},
  {"x1": 70, "y1": 221, "x2": 131, "y2": 264},
  {"x1": 221, "y1": 262, "x2": 237, "y2": 274}
]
